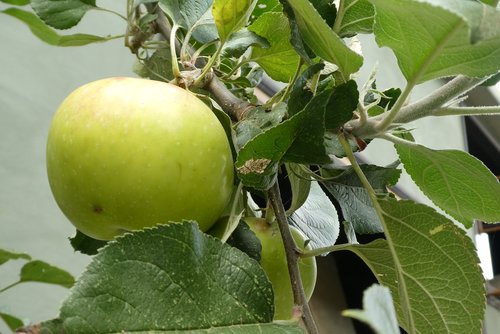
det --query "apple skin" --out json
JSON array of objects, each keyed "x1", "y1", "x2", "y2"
[
  {"x1": 47, "y1": 77, "x2": 234, "y2": 240},
  {"x1": 244, "y1": 218, "x2": 317, "y2": 320}
]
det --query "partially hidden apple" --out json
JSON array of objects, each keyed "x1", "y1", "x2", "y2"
[
  {"x1": 47, "y1": 77, "x2": 234, "y2": 240},
  {"x1": 244, "y1": 217, "x2": 317, "y2": 320}
]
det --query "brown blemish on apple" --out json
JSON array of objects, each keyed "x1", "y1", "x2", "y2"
[{"x1": 93, "y1": 205, "x2": 103, "y2": 214}]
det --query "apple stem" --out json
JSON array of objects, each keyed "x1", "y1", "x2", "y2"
[{"x1": 268, "y1": 182, "x2": 319, "y2": 334}]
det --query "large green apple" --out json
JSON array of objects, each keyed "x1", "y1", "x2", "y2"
[
  {"x1": 244, "y1": 218, "x2": 317, "y2": 320},
  {"x1": 47, "y1": 77, "x2": 234, "y2": 240}
]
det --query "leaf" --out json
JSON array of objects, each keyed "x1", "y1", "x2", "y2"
[
  {"x1": 248, "y1": 11, "x2": 301, "y2": 82},
  {"x1": 322, "y1": 164, "x2": 401, "y2": 234},
  {"x1": 31, "y1": 0, "x2": 96, "y2": 30},
  {"x1": 221, "y1": 28, "x2": 270, "y2": 58},
  {"x1": 285, "y1": 163, "x2": 312, "y2": 214},
  {"x1": 38, "y1": 222, "x2": 291, "y2": 333},
  {"x1": 369, "y1": 0, "x2": 500, "y2": 83},
  {"x1": 336, "y1": 0, "x2": 374, "y2": 37},
  {"x1": 251, "y1": 0, "x2": 280, "y2": 22},
  {"x1": 133, "y1": 48, "x2": 174, "y2": 82},
  {"x1": 288, "y1": 181, "x2": 340, "y2": 252},
  {"x1": 1, "y1": 7, "x2": 114, "y2": 46},
  {"x1": 324, "y1": 80, "x2": 358, "y2": 130},
  {"x1": 0, "y1": 248, "x2": 31, "y2": 265},
  {"x1": 0, "y1": 0, "x2": 29, "y2": 5},
  {"x1": 158, "y1": 0, "x2": 212, "y2": 30},
  {"x1": 0, "y1": 312, "x2": 24, "y2": 331},
  {"x1": 69, "y1": 230, "x2": 108, "y2": 256},
  {"x1": 395, "y1": 142, "x2": 500, "y2": 227},
  {"x1": 288, "y1": 63, "x2": 324, "y2": 117},
  {"x1": 310, "y1": 0, "x2": 337, "y2": 27},
  {"x1": 213, "y1": 0, "x2": 258, "y2": 42},
  {"x1": 226, "y1": 220, "x2": 262, "y2": 262},
  {"x1": 339, "y1": 199, "x2": 486, "y2": 334},
  {"x1": 284, "y1": 0, "x2": 363, "y2": 78},
  {"x1": 235, "y1": 90, "x2": 331, "y2": 190},
  {"x1": 343, "y1": 284, "x2": 399, "y2": 334},
  {"x1": 19, "y1": 260, "x2": 75, "y2": 288}
]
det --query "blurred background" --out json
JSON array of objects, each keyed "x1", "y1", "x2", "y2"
[{"x1": 1, "y1": 2, "x2": 499, "y2": 333}]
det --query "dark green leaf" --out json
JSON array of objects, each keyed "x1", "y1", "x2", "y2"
[
  {"x1": 288, "y1": 63, "x2": 324, "y2": 116},
  {"x1": 227, "y1": 220, "x2": 262, "y2": 262},
  {"x1": 133, "y1": 48, "x2": 174, "y2": 82},
  {"x1": 0, "y1": 312, "x2": 24, "y2": 331},
  {"x1": 310, "y1": 0, "x2": 337, "y2": 27},
  {"x1": 378, "y1": 88, "x2": 401, "y2": 109},
  {"x1": 31, "y1": 0, "x2": 96, "y2": 30},
  {"x1": 369, "y1": 0, "x2": 500, "y2": 83},
  {"x1": 0, "y1": 248, "x2": 31, "y2": 265},
  {"x1": 280, "y1": 0, "x2": 315, "y2": 64},
  {"x1": 69, "y1": 230, "x2": 108, "y2": 256},
  {"x1": 2, "y1": 8, "x2": 114, "y2": 46},
  {"x1": 324, "y1": 80, "x2": 358, "y2": 130},
  {"x1": 322, "y1": 164, "x2": 400, "y2": 234},
  {"x1": 248, "y1": 11, "x2": 301, "y2": 82},
  {"x1": 0, "y1": 0, "x2": 29, "y2": 5},
  {"x1": 396, "y1": 142, "x2": 500, "y2": 227},
  {"x1": 283, "y1": 90, "x2": 333, "y2": 164},
  {"x1": 40, "y1": 223, "x2": 279, "y2": 332},
  {"x1": 222, "y1": 28, "x2": 270, "y2": 58},
  {"x1": 20, "y1": 260, "x2": 75, "y2": 288},
  {"x1": 284, "y1": 0, "x2": 363, "y2": 78},
  {"x1": 288, "y1": 181, "x2": 339, "y2": 252},
  {"x1": 335, "y1": 0, "x2": 374, "y2": 37}
]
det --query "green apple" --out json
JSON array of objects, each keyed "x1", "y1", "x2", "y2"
[
  {"x1": 244, "y1": 217, "x2": 317, "y2": 320},
  {"x1": 47, "y1": 77, "x2": 234, "y2": 240}
]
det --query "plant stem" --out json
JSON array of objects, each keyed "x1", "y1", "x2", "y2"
[
  {"x1": 0, "y1": 281, "x2": 20, "y2": 294},
  {"x1": 268, "y1": 182, "x2": 319, "y2": 334},
  {"x1": 433, "y1": 105, "x2": 500, "y2": 117},
  {"x1": 374, "y1": 78, "x2": 415, "y2": 132},
  {"x1": 389, "y1": 75, "x2": 489, "y2": 124},
  {"x1": 338, "y1": 133, "x2": 416, "y2": 334}
]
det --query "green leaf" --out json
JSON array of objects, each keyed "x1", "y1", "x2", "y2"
[
  {"x1": 69, "y1": 230, "x2": 108, "y2": 256},
  {"x1": 335, "y1": 0, "x2": 374, "y2": 37},
  {"x1": 343, "y1": 284, "x2": 399, "y2": 334},
  {"x1": 1, "y1": 7, "x2": 115, "y2": 46},
  {"x1": 226, "y1": 220, "x2": 262, "y2": 262},
  {"x1": 0, "y1": 312, "x2": 24, "y2": 331},
  {"x1": 310, "y1": 0, "x2": 337, "y2": 27},
  {"x1": 41, "y1": 320, "x2": 304, "y2": 333},
  {"x1": 133, "y1": 48, "x2": 174, "y2": 82},
  {"x1": 221, "y1": 28, "x2": 270, "y2": 58},
  {"x1": 369, "y1": 0, "x2": 500, "y2": 83},
  {"x1": 322, "y1": 164, "x2": 400, "y2": 234},
  {"x1": 40, "y1": 222, "x2": 284, "y2": 332},
  {"x1": 0, "y1": 0, "x2": 29, "y2": 5},
  {"x1": 339, "y1": 199, "x2": 486, "y2": 334},
  {"x1": 19, "y1": 260, "x2": 75, "y2": 288},
  {"x1": 0, "y1": 248, "x2": 31, "y2": 265},
  {"x1": 288, "y1": 181, "x2": 340, "y2": 252},
  {"x1": 286, "y1": 163, "x2": 312, "y2": 214},
  {"x1": 395, "y1": 142, "x2": 500, "y2": 227},
  {"x1": 248, "y1": 11, "x2": 301, "y2": 82},
  {"x1": 284, "y1": 0, "x2": 363, "y2": 78},
  {"x1": 324, "y1": 80, "x2": 358, "y2": 130},
  {"x1": 251, "y1": 0, "x2": 280, "y2": 22},
  {"x1": 213, "y1": 0, "x2": 258, "y2": 42},
  {"x1": 158, "y1": 0, "x2": 212, "y2": 30},
  {"x1": 31, "y1": 0, "x2": 96, "y2": 30},
  {"x1": 288, "y1": 63, "x2": 324, "y2": 116},
  {"x1": 236, "y1": 91, "x2": 331, "y2": 190}
]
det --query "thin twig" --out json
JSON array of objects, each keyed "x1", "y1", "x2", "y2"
[{"x1": 268, "y1": 182, "x2": 319, "y2": 334}]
